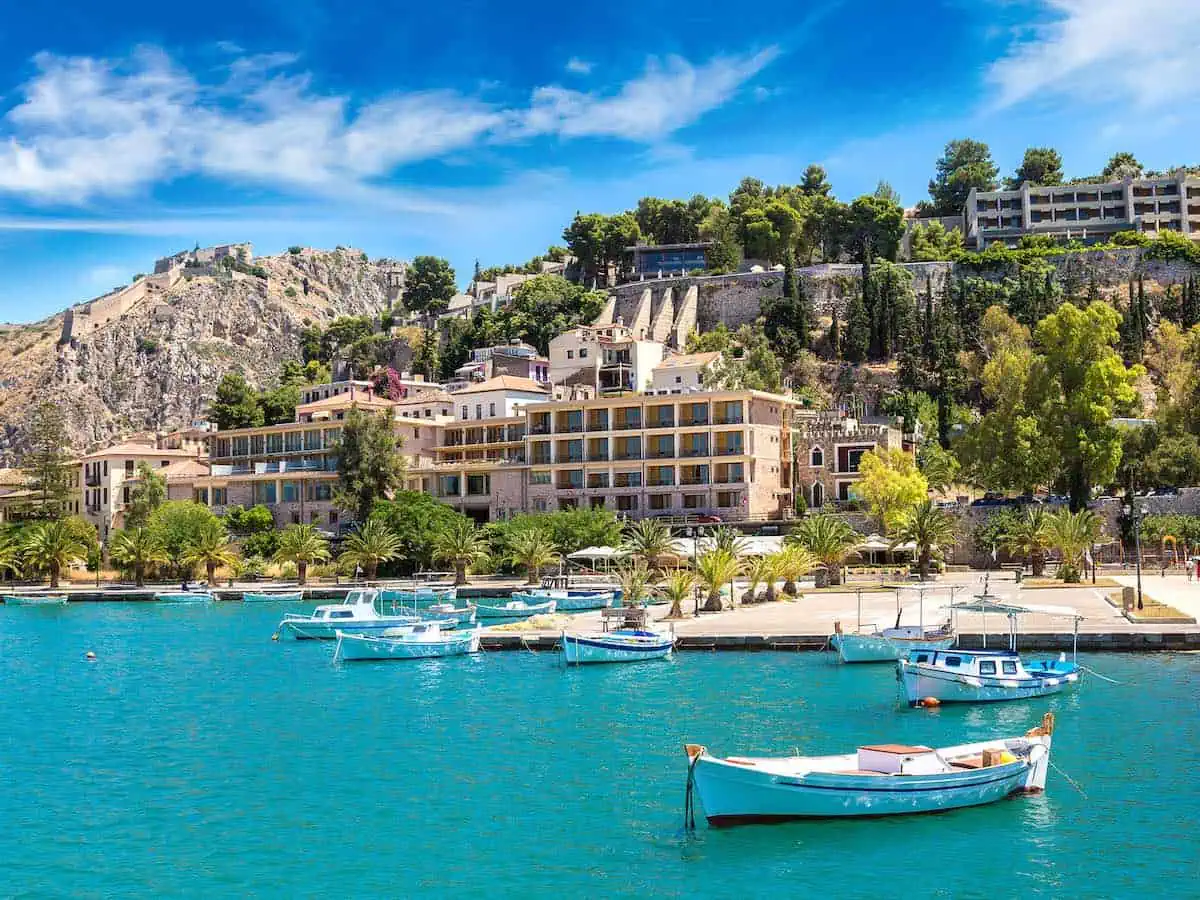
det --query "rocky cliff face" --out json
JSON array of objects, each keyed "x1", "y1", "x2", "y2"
[{"x1": 0, "y1": 248, "x2": 396, "y2": 463}]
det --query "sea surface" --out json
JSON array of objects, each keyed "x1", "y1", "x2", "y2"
[{"x1": 0, "y1": 601, "x2": 1196, "y2": 898}]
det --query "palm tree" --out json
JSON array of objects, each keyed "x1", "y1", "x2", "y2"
[
  {"x1": 0, "y1": 532, "x2": 22, "y2": 582},
  {"x1": 1003, "y1": 507, "x2": 1052, "y2": 577},
  {"x1": 21, "y1": 521, "x2": 89, "y2": 588},
  {"x1": 621, "y1": 519, "x2": 680, "y2": 573},
  {"x1": 787, "y1": 515, "x2": 860, "y2": 587},
  {"x1": 180, "y1": 519, "x2": 240, "y2": 586},
  {"x1": 506, "y1": 526, "x2": 560, "y2": 585},
  {"x1": 432, "y1": 518, "x2": 489, "y2": 586},
  {"x1": 1047, "y1": 509, "x2": 1102, "y2": 583},
  {"x1": 274, "y1": 524, "x2": 331, "y2": 586},
  {"x1": 616, "y1": 559, "x2": 653, "y2": 608},
  {"x1": 695, "y1": 547, "x2": 741, "y2": 612},
  {"x1": 742, "y1": 555, "x2": 775, "y2": 603},
  {"x1": 338, "y1": 519, "x2": 401, "y2": 580},
  {"x1": 108, "y1": 527, "x2": 170, "y2": 588},
  {"x1": 702, "y1": 526, "x2": 750, "y2": 558},
  {"x1": 774, "y1": 545, "x2": 817, "y2": 595},
  {"x1": 891, "y1": 501, "x2": 957, "y2": 581},
  {"x1": 659, "y1": 568, "x2": 695, "y2": 619}
]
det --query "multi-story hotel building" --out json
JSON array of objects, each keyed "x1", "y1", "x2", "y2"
[
  {"x1": 964, "y1": 172, "x2": 1200, "y2": 250},
  {"x1": 521, "y1": 390, "x2": 802, "y2": 520},
  {"x1": 80, "y1": 441, "x2": 200, "y2": 538}
]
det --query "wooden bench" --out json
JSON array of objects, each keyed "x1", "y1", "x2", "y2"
[{"x1": 600, "y1": 606, "x2": 647, "y2": 631}]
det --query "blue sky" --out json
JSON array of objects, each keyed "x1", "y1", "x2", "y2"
[{"x1": 2, "y1": 0, "x2": 1199, "y2": 321}]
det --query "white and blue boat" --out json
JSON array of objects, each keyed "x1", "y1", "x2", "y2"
[
  {"x1": 333, "y1": 623, "x2": 481, "y2": 661},
  {"x1": 898, "y1": 596, "x2": 1084, "y2": 706},
  {"x1": 380, "y1": 585, "x2": 457, "y2": 607},
  {"x1": 683, "y1": 713, "x2": 1056, "y2": 826},
  {"x1": 513, "y1": 588, "x2": 614, "y2": 611},
  {"x1": 412, "y1": 603, "x2": 476, "y2": 628},
  {"x1": 277, "y1": 589, "x2": 428, "y2": 640},
  {"x1": 562, "y1": 627, "x2": 674, "y2": 664},
  {"x1": 831, "y1": 585, "x2": 955, "y2": 663},
  {"x1": 155, "y1": 591, "x2": 216, "y2": 603},
  {"x1": 3, "y1": 594, "x2": 68, "y2": 606},
  {"x1": 473, "y1": 599, "x2": 557, "y2": 620},
  {"x1": 242, "y1": 590, "x2": 304, "y2": 603}
]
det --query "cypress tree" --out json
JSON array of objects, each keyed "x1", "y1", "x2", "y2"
[
  {"x1": 782, "y1": 248, "x2": 796, "y2": 301},
  {"x1": 922, "y1": 278, "x2": 934, "y2": 364},
  {"x1": 828, "y1": 314, "x2": 841, "y2": 360},
  {"x1": 844, "y1": 290, "x2": 870, "y2": 363},
  {"x1": 795, "y1": 276, "x2": 812, "y2": 350}
]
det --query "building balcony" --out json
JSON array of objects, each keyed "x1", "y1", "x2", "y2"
[
  {"x1": 587, "y1": 476, "x2": 610, "y2": 489},
  {"x1": 557, "y1": 424, "x2": 584, "y2": 434},
  {"x1": 85, "y1": 474, "x2": 101, "y2": 487},
  {"x1": 680, "y1": 477, "x2": 709, "y2": 486},
  {"x1": 529, "y1": 425, "x2": 552, "y2": 436},
  {"x1": 646, "y1": 479, "x2": 675, "y2": 488},
  {"x1": 680, "y1": 447, "x2": 709, "y2": 458},
  {"x1": 614, "y1": 452, "x2": 643, "y2": 461},
  {"x1": 559, "y1": 454, "x2": 584, "y2": 464},
  {"x1": 587, "y1": 452, "x2": 610, "y2": 462},
  {"x1": 680, "y1": 417, "x2": 709, "y2": 427},
  {"x1": 715, "y1": 445, "x2": 744, "y2": 456},
  {"x1": 531, "y1": 457, "x2": 551, "y2": 467},
  {"x1": 647, "y1": 449, "x2": 675, "y2": 460},
  {"x1": 613, "y1": 420, "x2": 642, "y2": 431},
  {"x1": 713, "y1": 417, "x2": 743, "y2": 426},
  {"x1": 647, "y1": 419, "x2": 675, "y2": 429}
]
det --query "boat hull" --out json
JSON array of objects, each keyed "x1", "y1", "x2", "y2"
[
  {"x1": 242, "y1": 592, "x2": 304, "y2": 603},
  {"x1": 832, "y1": 632, "x2": 956, "y2": 663},
  {"x1": 562, "y1": 632, "x2": 673, "y2": 664},
  {"x1": 155, "y1": 592, "x2": 215, "y2": 603},
  {"x1": 412, "y1": 606, "x2": 475, "y2": 627},
  {"x1": 334, "y1": 629, "x2": 481, "y2": 661},
  {"x1": 474, "y1": 600, "x2": 556, "y2": 620},
  {"x1": 380, "y1": 587, "x2": 457, "y2": 607},
  {"x1": 513, "y1": 589, "x2": 614, "y2": 611},
  {"x1": 278, "y1": 616, "x2": 425, "y2": 640},
  {"x1": 898, "y1": 660, "x2": 1080, "y2": 705},
  {"x1": 3, "y1": 595, "x2": 68, "y2": 606},
  {"x1": 692, "y1": 756, "x2": 1035, "y2": 824}
]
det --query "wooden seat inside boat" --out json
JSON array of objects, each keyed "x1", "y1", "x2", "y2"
[
  {"x1": 858, "y1": 744, "x2": 933, "y2": 754},
  {"x1": 949, "y1": 756, "x2": 985, "y2": 770}
]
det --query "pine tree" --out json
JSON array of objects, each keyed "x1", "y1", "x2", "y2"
[
  {"x1": 844, "y1": 291, "x2": 870, "y2": 363},
  {"x1": 827, "y1": 315, "x2": 841, "y2": 360},
  {"x1": 1185, "y1": 276, "x2": 1200, "y2": 328},
  {"x1": 795, "y1": 275, "x2": 812, "y2": 351},
  {"x1": 922, "y1": 278, "x2": 934, "y2": 363},
  {"x1": 782, "y1": 248, "x2": 796, "y2": 301},
  {"x1": 22, "y1": 402, "x2": 75, "y2": 520}
]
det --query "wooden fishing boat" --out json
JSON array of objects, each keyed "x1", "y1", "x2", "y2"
[
  {"x1": 512, "y1": 588, "x2": 614, "y2": 611},
  {"x1": 562, "y1": 627, "x2": 674, "y2": 664},
  {"x1": 412, "y1": 603, "x2": 476, "y2": 628},
  {"x1": 3, "y1": 594, "x2": 68, "y2": 606},
  {"x1": 242, "y1": 591, "x2": 304, "y2": 603},
  {"x1": 155, "y1": 591, "x2": 216, "y2": 603},
  {"x1": 472, "y1": 599, "x2": 557, "y2": 620},
  {"x1": 333, "y1": 623, "x2": 481, "y2": 661},
  {"x1": 831, "y1": 584, "x2": 956, "y2": 663},
  {"x1": 683, "y1": 714, "x2": 1056, "y2": 826},
  {"x1": 277, "y1": 589, "x2": 426, "y2": 640},
  {"x1": 380, "y1": 586, "x2": 457, "y2": 607}
]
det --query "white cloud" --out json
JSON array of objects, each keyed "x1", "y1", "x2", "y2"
[
  {"x1": 565, "y1": 57, "x2": 593, "y2": 75},
  {"x1": 0, "y1": 44, "x2": 778, "y2": 206},
  {"x1": 987, "y1": 0, "x2": 1200, "y2": 110}
]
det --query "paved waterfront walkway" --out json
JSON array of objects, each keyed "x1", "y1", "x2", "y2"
[{"x1": 1112, "y1": 573, "x2": 1200, "y2": 621}]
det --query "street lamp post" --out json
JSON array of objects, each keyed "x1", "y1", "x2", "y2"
[{"x1": 1131, "y1": 501, "x2": 1144, "y2": 611}]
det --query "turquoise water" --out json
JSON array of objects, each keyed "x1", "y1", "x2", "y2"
[{"x1": 1, "y1": 602, "x2": 1196, "y2": 898}]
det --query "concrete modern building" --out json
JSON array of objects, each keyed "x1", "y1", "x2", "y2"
[
  {"x1": 81, "y1": 441, "x2": 200, "y2": 538},
  {"x1": 625, "y1": 242, "x2": 711, "y2": 278},
  {"x1": 792, "y1": 415, "x2": 906, "y2": 508},
  {"x1": 447, "y1": 376, "x2": 550, "y2": 422},
  {"x1": 964, "y1": 173, "x2": 1200, "y2": 250},
  {"x1": 446, "y1": 341, "x2": 550, "y2": 392},
  {"x1": 522, "y1": 390, "x2": 803, "y2": 520}
]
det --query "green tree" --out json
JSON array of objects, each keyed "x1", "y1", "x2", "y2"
[
  {"x1": 258, "y1": 383, "x2": 302, "y2": 426},
  {"x1": 908, "y1": 221, "x2": 964, "y2": 261},
  {"x1": 1003, "y1": 507, "x2": 1053, "y2": 577},
  {"x1": 109, "y1": 526, "x2": 170, "y2": 588},
  {"x1": 659, "y1": 568, "x2": 695, "y2": 618},
  {"x1": 928, "y1": 138, "x2": 999, "y2": 215},
  {"x1": 210, "y1": 372, "x2": 264, "y2": 431},
  {"x1": 21, "y1": 520, "x2": 89, "y2": 588},
  {"x1": 506, "y1": 525, "x2": 560, "y2": 584},
  {"x1": 432, "y1": 518, "x2": 489, "y2": 586},
  {"x1": 854, "y1": 448, "x2": 928, "y2": 533},
  {"x1": 774, "y1": 544, "x2": 816, "y2": 595},
  {"x1": 125, "y1": 461, "x2": 166, "y2": 528},
  {"x1": 1046, "y1": 508, "x2": 1102, "y2": 582},
  {"x1": 334, "y1": 408, "x2": 407, "y2": 524},
  {"x1": 22, "y1": 402, "x2": 75, "y2": 520},
  {"x1": 706, "y1": 324, "x2": 784, "y2": 393},
  {"x1": 180, "y1": 519, "x2": 240, "y2": 585},
  {"x1": 1005, "y1": 147, "x2": 1064, "y2": 189},
  {"x1": 1029, "y1": 301, "x2": 1144, "y2": 510},
  {"x1": 891, "y1": 500, "x2": 956, "y2": 580},
  {"x1": 616, "y1": 559, "x2": 654, "y2": 608},
  {"x1": 846, "y1": 195, "x2": 905, "y2": 262},
  {"x1": 0, "y1": 531, "x2": 22, "y2": 581},
  {"x1": 800, "y1": 164, "x2": 832, "y2": 197},
  {"x1": 695, "y1": 547, "x2": 740, "y2": 612},
  {"x1": 339, "y1": 518, "x2": 402, "y2": 579},
  {"x1": 919, "y1": 443, "x2": 961, "y2": 494},
  {"x1": 621, "y1": 519, "x2": 681, "y2": 574},
  {"x1": 1101, "y1": 152, "x2": 1143, "y2": 181},
  {"x1": 843, "y1": 290, "x2": 870, "y2": 363},
  {"x1": 147, "y1": 501, "x2": 221, "y2": 574},
  {"x1": 274, "y1": 524, "x2": 330, "y2": 585},
  {"x1": 787, "y1": 514, "x2": 860, "y2": 586},
  {"x1": 562, "y1": 212, "x2": 608, "y2": 285},
  {"x1": 698, "y1": 204, "x2": 741, "y2": 273},
  {"x1": 405, "y1": 256, "x2": 457, "y2": 313},
  {"x1": 223, "y1": 504, "x2": 276, "y2": 534},
  {"x1": 371, "y1": 494, "x2": 475, "y2": 575}
]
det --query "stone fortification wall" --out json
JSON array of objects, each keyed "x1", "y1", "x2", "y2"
[{"x1": 59, "y1": 269, "x2": 183, "y2": 345}]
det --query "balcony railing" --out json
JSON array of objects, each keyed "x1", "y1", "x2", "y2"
[
  {"x1": 615, "y1": 451, "x2": 643, "y2": 461},
  {"x1": 557, "y1": 482, "x2": 584, "y2": 491},
  {"x1": 587, "y1": 419, "x2": 609, "y2": 432},
  {"x1": 681, "y1": 417, "x2": 709, "y2": 427},
  {"x1": 681, "y1": 447, "x2": 709, "y2": 458},
  {"x1": 647, "y1": 478, "x2": 674, "y2": 487},
  {"x1": 714, "y1": 416, "x2": 743, "y2": 426},
  {"x1": 647, "y1": 418, "x2": 675, "y2": 429},
  {"x1": 680, "y1": 477, "x2": 709, "y2": 486},
  {"x1": 614, "y1": 420, "x2": 642, "y2": 431},
  {"x1": 613, "y1": 478, "x2": 642, "y2": 489},
  {"x1": 647, "y1": 448, "x2": 674, "y2": 459},
  {"x1": 530, "y1": 424, "x2": 552, "y2": 435},
  {"x1": 557, "y1": 423, "x2": 584, "y2": 434},
  {"x1": 716, "y1": 445, "x2": 743, "y2": 456},
  {"x1": 587, "y1": 477, "x2": 610, "y2": 489},
  {"x1": 560, "y1": 454, "x2": 584, "y2": 463}
]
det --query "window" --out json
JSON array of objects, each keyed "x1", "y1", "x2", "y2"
[
  {"x1": 810, "y1": 447, "x2": 824, "y2": 467},
  {"x1": 675, "y1": 375, "x2": 682, "y2": 384},
  {"x1": 160, "y1": 460, "x2": 169, "y2": 467},
  {"x1": 566, "y1": 350, "x2": 574, "y2": 359},
  {"x1": 462, "y1": 406, "x2": 468, "y2": 419},
  {"x1": 489, "y1": 403, "x2": 496, "y2": 417},
  {"x1": 102, "y1": 488, "x2": 108, "y2": 504},
  {"x1": 475, "y1": 404, "x2": 482, "y2": 419},
  {"x1": 1002, "y1": 661, "x2": 1018, "y2": 675},
  {"x1": 125, "y1": 460, "x2": 134, "y2": 476},
  {"x1": 944, "y1": 656, "x2": 962, "y2": 667},
  {"x1": 531, "y1": 471, "x2": 551, "y2": 485},
  {"x1": 579, "y1": 348, "x2": 588, "y2": 359},
  {"x1": 413, "y1": 427, "x2": 420, "y2": 438},
  {"x1": 915, "y1": 653, "x2": 930, "y2": 663},
  {"x1": 979, "y1": 661, "x2": 997, "y2": 676},
  {"x1": 103, "y1": 461, "x2": 108, "y2": 476}
]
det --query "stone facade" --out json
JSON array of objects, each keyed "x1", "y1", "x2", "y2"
[{"x1": 792, "y1": 418, "x2": 907, "y2": 510}]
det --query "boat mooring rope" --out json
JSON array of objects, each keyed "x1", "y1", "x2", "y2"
[
  {"x1": 1048, "y1": 758, "x2": 1088, "y2": 799},
  {"x1": 1079, "y1": 664, "x2": 1123, "y2": 685}
]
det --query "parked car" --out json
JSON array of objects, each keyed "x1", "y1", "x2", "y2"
[{"x1": 694, "y1": 514, "x2": 722, "y2": 524}]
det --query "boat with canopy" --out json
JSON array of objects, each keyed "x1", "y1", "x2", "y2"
[
  {"x1": 276, "y1": 589, "x2": 433, "y2": 640},
  {"x1": 830, "y1": 585, "x2": 959, "y2": 663},
  {"x1": 898, "y1": 595, "x2": 1082, "y2": 705},
  {"x1": 333, "y1": 623, "x2": 481, "y2": 661}
]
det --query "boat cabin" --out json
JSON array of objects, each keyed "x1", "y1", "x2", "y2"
[
  {"x1": 906, "y1": 648, "x2": 1026, "y2": 678},
  {"x1": 311, "y1": 589, "x2": 381, "y2": 621}
]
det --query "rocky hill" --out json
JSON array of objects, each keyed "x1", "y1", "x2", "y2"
[{"x1": 0, "y1": 248, "x2": 399, "y2": 463}]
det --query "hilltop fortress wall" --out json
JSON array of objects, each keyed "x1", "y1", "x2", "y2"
[{"x1": 599, "y1": 248, "x2": 1200, "y2": 347}]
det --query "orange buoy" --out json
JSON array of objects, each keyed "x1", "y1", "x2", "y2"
[{"x1": 921, "y1": 696, "x2": 941, "y2": 708}]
